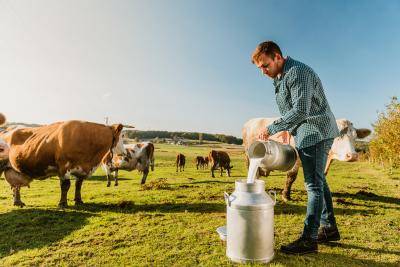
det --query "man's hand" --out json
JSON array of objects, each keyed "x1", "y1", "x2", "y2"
[
  {"x1": 257, "y1": 128, "x2": 270, "y2": 141},
  {"x1": 277, "y1": 131, "x2": 291, "y2": 144}
]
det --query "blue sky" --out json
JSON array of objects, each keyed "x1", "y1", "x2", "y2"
[{"x1": 0, "y1": 0, "x2": 399, "y2": 137}]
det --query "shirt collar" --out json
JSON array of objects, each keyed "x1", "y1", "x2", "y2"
[
  {"x1": 274, "y1": 56, "x2": 293, "y2": 82},
  {"x1": 273, "y1": 56, "x2": 293, "y2": 92}
]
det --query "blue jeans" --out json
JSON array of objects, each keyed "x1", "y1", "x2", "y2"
[{"x1": 298, "y1": 138, "x2": 336, "y2": 240}]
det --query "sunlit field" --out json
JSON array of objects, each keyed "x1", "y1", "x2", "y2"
[{"x1": 0, "y1": 143, "x2": 399, "y2": 266}]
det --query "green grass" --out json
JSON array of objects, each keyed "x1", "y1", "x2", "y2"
[{"x1": 0, "y1": 143, "x2": 399, "y2": 266}]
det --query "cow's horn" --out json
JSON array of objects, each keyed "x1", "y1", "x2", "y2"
[{"x1": 122, "y1": 124, "x2": 135, "y2": 129}]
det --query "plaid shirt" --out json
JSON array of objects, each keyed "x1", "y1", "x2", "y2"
[{"x1": 267, "y1": 56, "x2": 339, "y2": 149}]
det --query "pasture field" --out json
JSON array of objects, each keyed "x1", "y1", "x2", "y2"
[{"x1": 0, "y1": 143, "x2": 399, "y2": 266}]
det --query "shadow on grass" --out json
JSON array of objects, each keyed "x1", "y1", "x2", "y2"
[
  {"x1": 273, "y1": 250, "x2": 398, "y2": 267},
  {"x1": 0, "y1": 209, "x2": 93, "y2": 258},
  {"x1": 325, "y1": 242, "x2": 400, "y2": 257},
  {"x1": 74, "y1": 201, "x2": 225, "y2": 214},
  {"x1": 332, "y1": 191, "x2": 399, "y2": 206},
  {"x1": 86, "y1": 175, "x2": 131, "y2": 182},
  {"x1": 72, "y1": 200, "x2": 372, "y2": 217},
  {"x1": 187, "y1": 180, "x2": 233, "y2": 185},
  {"x1": 275, "y1": 202, "x2": 375, "y2": 216}
]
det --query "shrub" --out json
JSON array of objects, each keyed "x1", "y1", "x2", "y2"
[{"x1": 369, "y1": 97, "x2": 400, "y2": 168}]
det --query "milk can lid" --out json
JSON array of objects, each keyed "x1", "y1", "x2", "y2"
[{"x1": 226, "y1": 180, "x2": 276, "y2": 210}]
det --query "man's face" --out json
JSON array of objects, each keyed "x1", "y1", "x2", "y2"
[{"x1": 255, "y1": 53, "x2": 283, "y2": 79}]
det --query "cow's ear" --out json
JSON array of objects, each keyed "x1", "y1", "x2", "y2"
[
  {"x1": 339, "y1": 126, "x2": 349, "y2": 136},
  {"x1": 356, "y1": 128, "x2": 371, "y2": 139}
]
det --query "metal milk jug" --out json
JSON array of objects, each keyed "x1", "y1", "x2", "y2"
[
  {"x1": 248, "y1": 140, "x2": 297, "y2": 171},
  {"x1": 224, "y1": 179, "x2": 276, "y2": 263}
]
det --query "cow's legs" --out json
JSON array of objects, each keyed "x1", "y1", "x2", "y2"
[
  {"x1": 282, "y1": 170, "x2": 299, "y2": 202},
  {"x1": 211, "y1": 164, "x2": 216, "y2": 178},
  {"x1": 12, "y1": 186, "x2": 25, "y2": 207},
  {"x1": 227, "y1": 167, "x2": 231, "y2": 177},
  {"x1": 150, "y1": 159, "x2": 155, "y2": 171},
  {"x1": 105, "y1": 165, "x2": 112, "y2": 187},
  {"x1": 114, "y1": 169, "x2": 119, "y2": 186},
  {"x1": 282, "y1": 159, "x2": 301, "y2": 202},
  {"x1": 59, "y1": 179, "x2": 71, "y2": 208},
  {"x1": 74, "y1": 177, "x2": 84, "y2": 205},
  {"x1": 220, "y1": 167, "x2": 223, "y2": 177},
  {"x1": 106, "y1": 174, "x2": 112, "y2": 187},
  {"x1": 141, "y1": 167, "x2": 149, "y2": 184}
]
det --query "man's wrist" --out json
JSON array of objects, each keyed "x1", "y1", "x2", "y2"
[{"x1": 267, "y1": 124, "x2": 277, "y2": 136}]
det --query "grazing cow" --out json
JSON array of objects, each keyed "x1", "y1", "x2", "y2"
[
  {"x1": 209, "y1": 150, "x2": 233, "y2": 178},
  {"x1": 204, "y1": 156, "x2": 209, "y2": 168},
  {"x1": 0, "y1": 120, "x2": 125, "y2": 207},
  {"x1": 176, "y1": 153, "x2": 185, "y2": 172},
  {"x1": 102, "y1": 142, "x2": 155, "y2": 186},
  {"x1": 195, "y1": 156, "x2": 206, "y2": 170},
  {"x1": 242, "y1": 118, "x2": 371, "y2": 201}
]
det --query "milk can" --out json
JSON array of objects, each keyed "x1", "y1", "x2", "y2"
[
  {"x1": 248, "y1": 140, "x2": 297, "y2": 171},
  {"x1": 224, "y1": 179, "x2": 276, "y2": 263}
]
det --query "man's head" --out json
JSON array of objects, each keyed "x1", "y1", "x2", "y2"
[{"x1": 252, "y1": 41, "x2": 285, "y2": 79}]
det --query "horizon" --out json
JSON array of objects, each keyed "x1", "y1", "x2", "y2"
[{"x1": 1, "y1": 0, "x2": 399, "y2": 138}]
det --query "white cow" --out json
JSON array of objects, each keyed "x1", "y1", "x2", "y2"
[
  {"x1": 242, "y1": 118, "x2": 371, "y2": 201},
  {"x1": 102, "y1": 142, "x2": 155, "y2": 186}
]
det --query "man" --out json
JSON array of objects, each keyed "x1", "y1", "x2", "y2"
[{"x1": 251, "y1": 41, "x2": 340, "y2": 254}]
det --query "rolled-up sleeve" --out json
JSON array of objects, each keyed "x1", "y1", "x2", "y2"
[{"x1": 267, "y1": 67, "x2": 313, "y2": 135}]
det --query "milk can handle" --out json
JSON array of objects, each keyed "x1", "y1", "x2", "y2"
[
  {"x1": 224, "y1": 192, "x2": 231, "y2": 206},
  {"x1": 268, "y1": 190, "x2": 277, "y2": 205}
]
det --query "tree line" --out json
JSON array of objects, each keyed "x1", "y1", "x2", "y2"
[{"x1": 123, "y1": 130, "x2": 243, "y2": 145}]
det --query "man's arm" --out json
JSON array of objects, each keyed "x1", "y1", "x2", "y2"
[{"x1": 267, "y1": 67, "x2": 313, "y2": 135}]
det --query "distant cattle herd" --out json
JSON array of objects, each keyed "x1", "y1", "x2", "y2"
[{"x1": 0, "y1": 112, "x2": 370, "y2": 207}]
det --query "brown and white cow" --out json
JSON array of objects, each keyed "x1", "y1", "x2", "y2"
[
  {"x1": 209, "y1": 150, "x2": 233, "y2": 178},
  {"x1": 242, "y1": 118, "x2": 371, "y2": 201},
  {"x1": 0, "y1": 120, "x2": 125, "y2": 207},
  {"x1": 176, "y1": 153, "x2": 185, "y2": 172},
  {"x1": 102, "y1": 142, "x2": 155, "y2": 186}
]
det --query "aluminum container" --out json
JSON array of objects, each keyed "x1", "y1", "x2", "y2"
[
  {"x1": 248, "y1": 140, "x2": 297, "y2": 172},
  {"x1": 224, "y1": 179, "x2": 276, "y2": 263}
]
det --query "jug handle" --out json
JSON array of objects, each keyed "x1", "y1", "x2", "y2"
[
  {"x1": 268, "y1": 190, "x2": 277, "y2": 205},
  {"x1": 224, "y1": 192, "x2": 231, "y2": 206}
]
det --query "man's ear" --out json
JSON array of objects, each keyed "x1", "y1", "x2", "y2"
[{"x1": 274, "y1": 53, "x2": 282, "y2": 61}]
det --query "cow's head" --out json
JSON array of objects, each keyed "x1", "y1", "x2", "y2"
[
  {"x1": 330, "y1": 119, "x2": 371, "y2": 162},
  {"x1": 111, "y1": 124, "x2": 125, "y2": 156}
]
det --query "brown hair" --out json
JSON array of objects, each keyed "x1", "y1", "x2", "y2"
[{"x1": 251, "y1": 41, "x2": 282, "y2": 64}]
